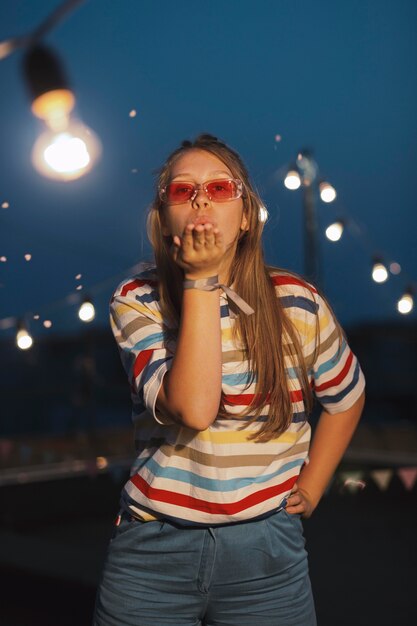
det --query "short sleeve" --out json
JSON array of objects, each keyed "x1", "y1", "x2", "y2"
[
  {"x1": 311, "y1": 292, "x2": 366, "y2": 414},
  {"x1": 109, "y1": 275, "x2": 176, "y2": 426}
]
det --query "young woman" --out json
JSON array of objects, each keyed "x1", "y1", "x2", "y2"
[{"x1": 93, "y1": 134, "x2": 366, "y2": 626}]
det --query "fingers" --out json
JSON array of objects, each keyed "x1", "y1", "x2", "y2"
[
  {"x1": 193, "y1": 224, "x2": 206, "y2": 247},
  {"x1": 181, "y1": 223, "x2": 195, "y2": 251},
  {"x1": 285, "y1": 483, "x2": 314, "y2": 518},
  {"x1": 171, "y1": 223, "x2": 225, "y2": 274},
  {"x1": 179, "y1": 223, "x2": 222, "y2": 250}
]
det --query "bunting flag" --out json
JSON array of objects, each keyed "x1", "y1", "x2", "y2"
[
  {"x1": 370, "y1": 469, "x2": 393, "y2": 491},
  {"x1": 397, "y1": 467, "x2": 417, "y2": 491},
  {"x1": 0, "y1": 435, "x2": 416, "y2": 493},
  {"x1": 338, "y1": 471, "x2": 367, "y2": 493}
]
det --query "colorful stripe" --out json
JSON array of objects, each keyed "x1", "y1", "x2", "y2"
[{"x1": 109, "y1": 266, "x2": 365, "y2": 526}]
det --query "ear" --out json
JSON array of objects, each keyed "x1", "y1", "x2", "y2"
[{"x1": 240, "y1": 211, "x2": 249, "y2": 232}]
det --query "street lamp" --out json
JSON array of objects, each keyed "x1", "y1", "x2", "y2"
[{"x1": 284, "y1": 149, "x2": 337, "y2": 288}]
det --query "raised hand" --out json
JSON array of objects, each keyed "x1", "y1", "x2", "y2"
[{"x1": 171, "y1": 222, "x2": 226, "y2": 279}]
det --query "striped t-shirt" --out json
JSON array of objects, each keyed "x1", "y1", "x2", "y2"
[{"x1": 109, "y1": 265, "x2": 365, "y2": 526}]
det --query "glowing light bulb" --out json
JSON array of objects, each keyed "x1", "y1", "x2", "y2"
[
  {"x1": 16, "y1": 328, "x2": 33, "y2": 350},
  {"x1": 397, "y1": 293, "x2": 414, "y2": 314},
  {"x1": 372, "y1": 262, "x2": 388, "y2": 283},
  {"x1": 78, "y1": 300, "x2": 95, "y2": 322},
  {"x1": 32, "y1": 89, "x2": 75, "y2": 127},
  {"x1": 325, "y1": 221, "x2": 344, "y2": 242},
  {"x1": 96, "y1": 456, "x2": 108, "y2": 470},
  {"x1": 32, "y1": 119, "x2": 101, "y2": 181},
  {"x1": 284, "y1": 170, "x2": 301, "y2": 190},
  {"x1": 259, "y1": 206, "x2": 268, "y2": 223},
  {"x1": 319, "y1": 181, "x2": 337, "y2": 203}
]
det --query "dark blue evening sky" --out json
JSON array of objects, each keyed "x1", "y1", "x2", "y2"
[{"x1": 0, "y1": 0, "x2": 416, "y2": 337}]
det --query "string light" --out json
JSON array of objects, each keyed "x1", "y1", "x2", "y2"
[
  {"x1": 319, "y1": 181, "x2": 337, "y2": 203},
  {"x1": 280, "y1": 149, "x2": 415, "y2": 314},
  {"x1": 0, "y1": 1, "x2": 96, "y2": 182},
  {"x1": 16, "y1": 320, "x2": 33, "y2": 350},
  {"x1": 397, "y1": 290, "x2": 414, "y2": 315},
  {"x1": 78, "y1": 295, "x2": 95, "y2": 322},
  {"x1": 259, "y1": 205, "x2": 268, "y2": 223},
  {"x1": 31, "y1": 117, "x2": 101, "y2": 181},
  {"x1": 325, "y1": 220, "x2": 344, "y2": 242},
  {"x1": 284, "y1": 167, "x2": 301, "y2": 190},
  {"x1": 1, "y1": 201, "x2": 9, "y2": 209},
  {"x1": 23, "y1": 43, "x2": 101, "y2": 181},
  {"x1": 96, "y1": 456, "x2": 109, "y2": 470},
  {"x1": 372, "y1": 260, "x2": 389, "y2": 284}
]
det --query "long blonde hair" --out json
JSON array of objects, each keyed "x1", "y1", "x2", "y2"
[{"x1": 147, "y1": 134, "x2": 344, "y2": 442}]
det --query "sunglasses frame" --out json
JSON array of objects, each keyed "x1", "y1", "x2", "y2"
[{"x1": 159, "y1": 178, "x2": 244, "y2": 204}]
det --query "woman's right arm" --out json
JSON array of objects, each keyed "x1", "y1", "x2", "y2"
[
  {"x1": 156, "y1": 222, "x2": 226, "y2": 430},
  {"x1": 156, "y1": 285, "x2": 222, "y2": 430}
]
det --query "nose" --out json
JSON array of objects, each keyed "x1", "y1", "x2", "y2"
[{"x1": 191, "y1": 185, "x2": 211, "y2": 210}]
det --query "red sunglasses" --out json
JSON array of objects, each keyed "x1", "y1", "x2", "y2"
[{"x1": 159, "y1": 178, "x2": 243, "y2": 204}]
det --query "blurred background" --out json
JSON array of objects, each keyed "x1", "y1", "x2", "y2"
[{"x1": 0, "y1": 1, "x2": 416, "y2": 624}]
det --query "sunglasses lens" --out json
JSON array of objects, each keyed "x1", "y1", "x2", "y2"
[
  {"x1": 163, "y1": 179, "x2": 241, "y2": 203},
  {"x1": 206, "y1": 179, "x2": 239, "y2": 201},
  {"x1": 165, "y1": 182, "x2": 194, "y2": 203}
]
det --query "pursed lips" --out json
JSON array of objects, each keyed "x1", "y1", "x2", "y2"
[{"x1": 190, "y1": 215, "x2": 216, "y2": 226}]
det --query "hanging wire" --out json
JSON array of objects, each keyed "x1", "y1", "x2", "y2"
[
  {"x1": 0, "y1": 0, "x2": 87, "y2": 61},
  {"x1": 0, "y1": 261, "x2": 144, "y2": 331}
]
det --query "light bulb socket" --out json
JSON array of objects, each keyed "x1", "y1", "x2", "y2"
[
  {"x1": 23, "y1": 43, "x2": 70, "y2": 101},
  {"x1": 372, "y1": 255, "x2": 384, "y2": 265},
  {"x1": 82, "y1": 293, "x2": 93, "y2": 305},
  {"x1": 16, "y1": 317, "x2": 27, "y2": 333}
]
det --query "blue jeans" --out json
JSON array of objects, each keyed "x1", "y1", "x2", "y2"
[{"x1": 93, "y1": 508, "x2": 317, "y2": 626}]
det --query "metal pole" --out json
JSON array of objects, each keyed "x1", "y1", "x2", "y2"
[{"x1": 302, "y1": 183, "x2": 321, "y2": 288}]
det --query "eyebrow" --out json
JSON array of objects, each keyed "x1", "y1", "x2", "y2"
[{"x1": 171, "y1": 170, "x2": 232, "y2": 179}]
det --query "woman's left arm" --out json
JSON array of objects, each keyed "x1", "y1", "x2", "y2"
[{"x1": 285, "y1": 390, "x2": 366, "y2": 518}]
